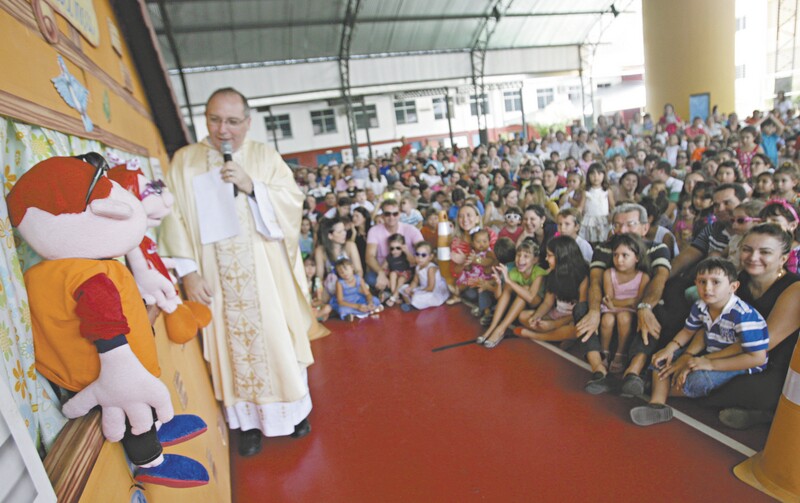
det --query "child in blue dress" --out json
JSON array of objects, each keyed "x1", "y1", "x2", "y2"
[{"x1": 334, "y1": 258, "x2": 383, "y2": 321}]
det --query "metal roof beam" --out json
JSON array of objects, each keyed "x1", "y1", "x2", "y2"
[
  {"x1": 170, "y1": 43, "x2": 585, "y2": 74},
  {"x1": 153, "y1": 10, "x2": 629, "y2": 35},
  {"x1": 156, "y1": 0, "x2": 196, "y2": 138}
]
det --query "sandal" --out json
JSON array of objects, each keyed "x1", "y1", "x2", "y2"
[
  {"x1": 483, "y1": 333, "x2": 504, "y2": 349},
  {"x1": 445, "y1": 296, "x2": 462, "y2": 305},
  {"x1": 385, "y1": 296, "x2": 396, "y2": 307}
]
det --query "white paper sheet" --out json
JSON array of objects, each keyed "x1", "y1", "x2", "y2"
[{"x1": 192, "y1": 168, "x2": 240, "y2": 245}]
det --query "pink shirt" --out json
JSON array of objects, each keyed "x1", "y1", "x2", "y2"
[{"x1": 367, "y1": 222, "x2": 424, "y2": 266}]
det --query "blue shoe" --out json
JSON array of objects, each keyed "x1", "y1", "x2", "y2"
[
  {"x1": 400, "y1": 303, "x2": 412, "y2": 312},
  {"x1": 135, "y1": 454, "x2": 209, "y2": 488},
  {"x1": 157, "y1": 415, "x2": 208, "y2": 447}
]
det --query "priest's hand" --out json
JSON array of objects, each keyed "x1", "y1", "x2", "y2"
[
  {"x1": 221, "y1": 160, "x2": 254, "y2": 195},
  {"x1": 183, "y1": 272, "x2": 213, "y2": 306}
]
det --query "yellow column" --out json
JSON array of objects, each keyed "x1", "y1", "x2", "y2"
[{"x1": 642, "y1": 0, "x2": 735, "y2": 121}]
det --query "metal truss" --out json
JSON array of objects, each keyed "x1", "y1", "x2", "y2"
[
  {"x1": 578, "y1": 44, "x2": 595, "y2": 130},
  {"x1": 470, "y1": 0, "x2": 514, "y2": 145},
  {"x1": 338, "y1": 0, "x2": 363, "y2": 158}
]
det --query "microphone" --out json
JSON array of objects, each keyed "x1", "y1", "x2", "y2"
[{"x1": 221, "y1": 141, "x2": 238, "y2": 196}]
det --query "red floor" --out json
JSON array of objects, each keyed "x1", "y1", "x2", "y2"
[{"x1": 231, "y1": 305, "x2": 772, "y2": 502}]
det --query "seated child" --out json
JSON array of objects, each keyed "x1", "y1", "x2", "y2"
[
  {"x1": 305, "y1": 256, "x2": 332, "y2": 322},
  {"x1": 559, "y1": 170, "x2": 585, "y2": 210},
  {"x1": 383, "y1": 233, "x2": 413, "y2": 307},
  {"x1": 398, "y1": 242, "x2": 450, "y2": 311},
  {"x1": 629, "y1": 258, "x2": 768, "y2": 426},
  {"x1": 400, "y1": 196, "x2": 424, "y2": 228},
  {"x1": 300, "y1": 216, "x2": 314, "y2": 259},
  {"x1": 455, "y1": 228, "x2": 498, "y2": 318},
  {"x1": 334, "y1": 258, "x2": 383, "y2": 321},
  {"x1": 691, "y1": 182, "x2": 716, "y2": 238},
  {"x1": 752, "y1": 172, "x2": 774, "y2": 201},
  {"x1": 473, "y1": 236, "x2": 518, "y2": 326},
  {"x1": 584, "y1": 234, "x2": 651, "y2": 394},
  {"x1": 557, "y1": 208, "x2": 593, "y2": 263},
  {"x1": 420, "y1": 208, "x2": 440, "y2": 246},
  {"x1": 673, "y1": 194, "x2": 695, "y2": 252},
  {"x1": 478, "y1": 238, "x2": 548, "y2": 348},
  {"x1": 498, "y1": 206, "x2": 524, "y2": 244},
  {"x1": 513, "y1": 236, "x2": 588, "y2": 344}
]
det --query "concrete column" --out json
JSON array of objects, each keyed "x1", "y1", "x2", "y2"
[{"x1": 642, "y1": 0, "x2": 735, "y2": 120}]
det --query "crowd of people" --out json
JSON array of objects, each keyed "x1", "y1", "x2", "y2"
[{"x1": 296, "y1": 99, "x2": 800, "y2": 432}]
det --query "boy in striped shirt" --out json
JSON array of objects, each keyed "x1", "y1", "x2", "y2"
[{"x1": 630, "y1": 257, "x2": 769, "y2": 426}]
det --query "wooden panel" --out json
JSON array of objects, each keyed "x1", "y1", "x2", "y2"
[
  {"x1": 0, "y1": 0, "x2": 172, "y2": 165},
  {"x1": 0, "y1": 89, "x2": 149, "y2": 156},
  {"x1": 75, "y1": 318, "x2": 231, "y2": 503},
  {"x1": 42, "y1": 412, "x2": 104, "y2": 503},
  {"x1": 0, "y1": 0, "x2": 152, "y2": 120}
]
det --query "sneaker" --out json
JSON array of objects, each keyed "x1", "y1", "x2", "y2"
[
  {"x1": 620, "y1": 374, "x2": 645, "y2": 397},
  {"x1": 718, "y1": 408, "x2": 774, "y2": 430},
  {"x1": 630, "y1": 404, "x2": 673, "y2": 426},
  {"x1": 400, "y1": 303, "x2": 412, "y2": 312},
  {"x1": 470, "y1": 306, "x2": 481, "y2": 317},
  {"x1": 584, "y1": 371, "x2": 610, "y2": 395}
]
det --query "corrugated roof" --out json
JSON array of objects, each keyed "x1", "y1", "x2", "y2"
[{"x1": 146, "y1": 0, "x2": 622, "y2": 72}]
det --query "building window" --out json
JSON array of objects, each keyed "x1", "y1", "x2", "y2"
[
  {"x1": 394, "y1": 100, "x2": 418, "y2": 124},
  {"x1": 536, "y1": 88, "x2": 554, "y2": 109},
  {"x1": 470, "y1": 94, "x2": 490, "y2": 116},
  {"x1": 354, "y1": 104, "x2": 378, "y2": 129},
  {"x1": 504, "y1": 90, "x2": 522, "y2": 112},
  {"x1": 736, "y1": 64, "x2": 746, "y2": 79},
  {"x1": 567, "y1": 85, "x2": 582, "y2": 104},
  {"x1": 264, "y1": 114, "x2": 292, "y2": 140},
  {"x1": 432, "y1": 97, "x2": 447, "y2": 120},
  {"x1": 311, "y1": 109, "x2": 337, "y2": 134}
]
